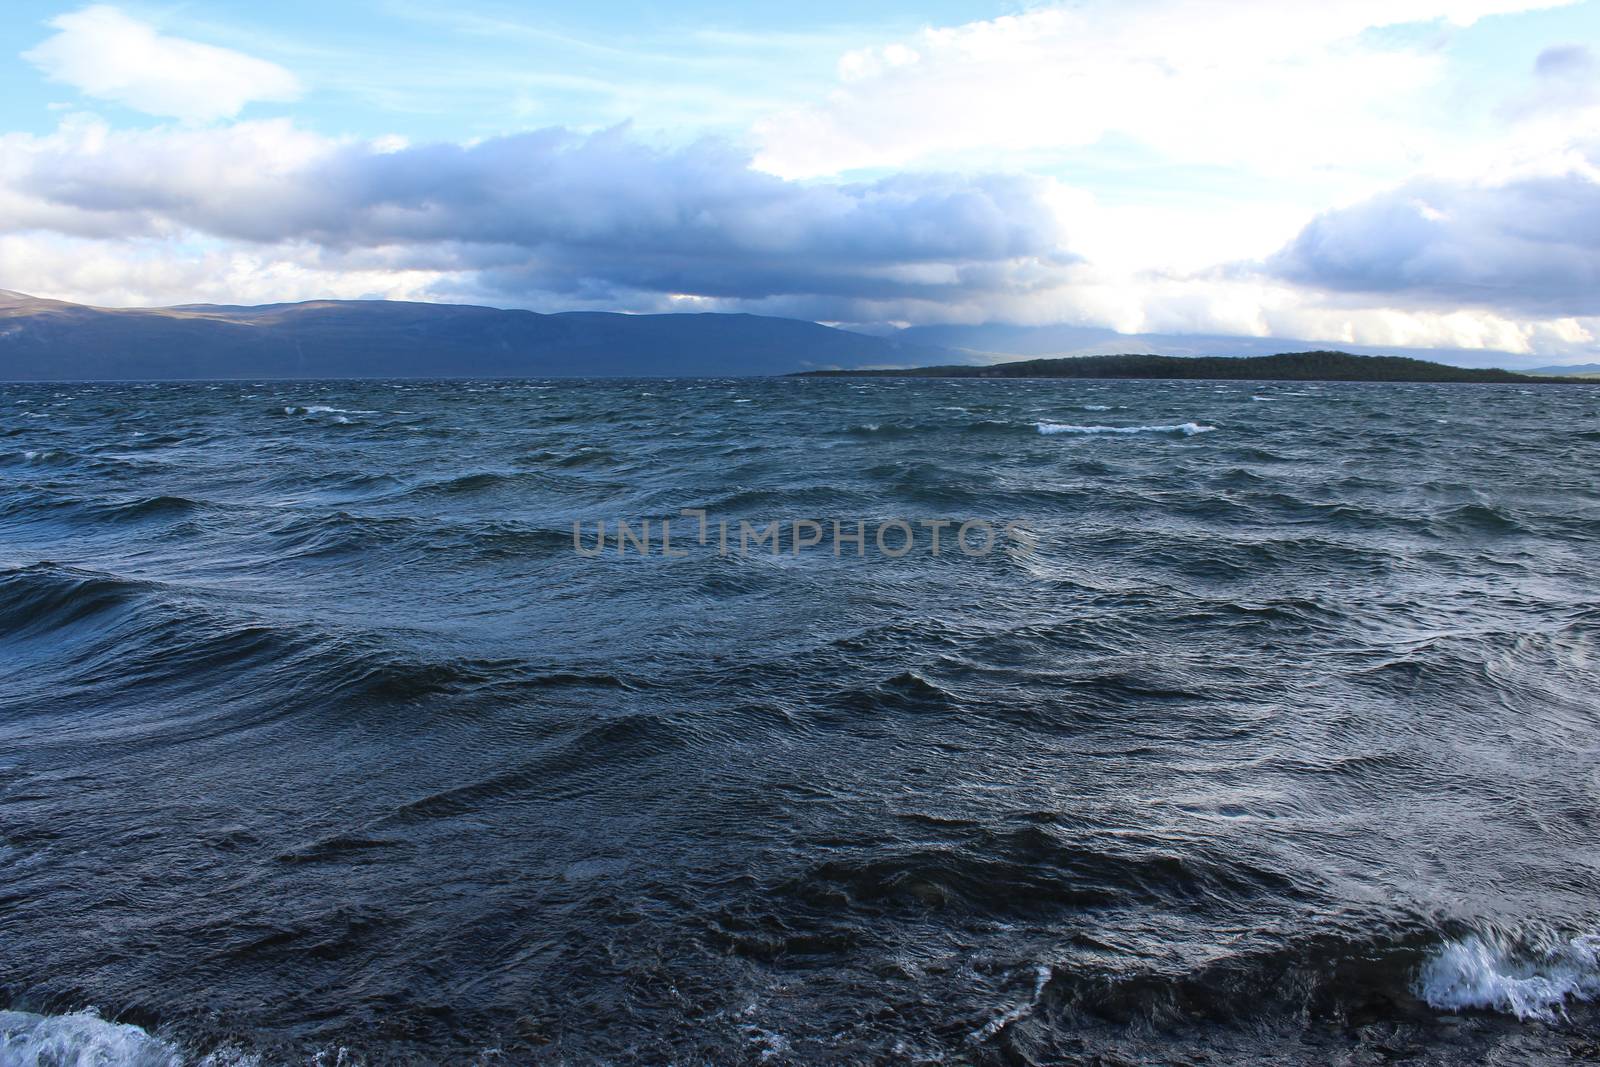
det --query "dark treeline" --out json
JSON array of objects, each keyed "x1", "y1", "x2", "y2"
[{"x1": 797, "y1": 350, "x2": 1588, "y2": 384}]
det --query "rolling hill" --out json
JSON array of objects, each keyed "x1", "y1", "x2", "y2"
[
  {"x1": 796, "y1": 350, "x2": 1581, "y2": 384},
  {"x1": 0, "y1": 291, "x2": 952, "y2": 380}
]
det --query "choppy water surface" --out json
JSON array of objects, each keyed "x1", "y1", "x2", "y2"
[{"x1": 2, "y1": 377, "x2": 1599, "y2": 1065}]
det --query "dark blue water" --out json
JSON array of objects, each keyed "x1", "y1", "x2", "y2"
[{"x1": 2, "y1": 377, "x2": 1599, "y2": 1065}]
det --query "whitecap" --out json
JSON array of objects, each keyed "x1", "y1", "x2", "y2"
[
  {"x1": 283, "y1": 405, "x2": 374, "y2": 417},
  {"x1": 971, "y1": 964, "x2": 1053, "y2": 1042},
  {"x1": 1417, "y1": 932, "x2": 1600, "y2": 1021},
  {"x1": 0, "y1": 1009, "x2": 184, "y2": 1067},
  {"x1": 1081, "y1": 404, "x2": 1112, "y2": 411},
  {"x1": 1037, "y1": 421, "x2": 1215, "y2": 436}
]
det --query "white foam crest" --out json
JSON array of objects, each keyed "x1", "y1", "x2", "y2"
[
  {"x1": 971, "y1": 964, "x2": 1053, "y2": 1043},
  {"x1": 0, "y1": 1010, "x2": 180, "y2": 1067},
  {"x1": 0, "y1": 1010, "x2": 263, "y2": 1067},
  {"x1": 1036, "y1": 421, "x2": 1215, "y2": 436},
  {"x1": 283, "y1": 405, "x2": 374, "y2": 417},
  {"x1": 1417, "y1": 933, "x2": 1600, "y2": 1021},
  {"x1": 1080, "y1": 404, "x2": 1112, "y2": 411}
]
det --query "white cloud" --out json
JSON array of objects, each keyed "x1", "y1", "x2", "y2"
[
  {"x1": 754, "y1": 0, "x2": 1576, "y2": 180},
  {"x1": 23, "y1": 5, "x2": 301, "y2": 123},
  {"x1": 0, "y1": 232, "x2": 445, "y2": 309}
]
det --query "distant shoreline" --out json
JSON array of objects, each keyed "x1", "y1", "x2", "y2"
[{"x1": 793, "y1": 350, "x2": 1596, "y2": 385}]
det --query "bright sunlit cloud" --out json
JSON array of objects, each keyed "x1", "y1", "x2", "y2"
[{"x1": 23, "y1": 5, "x2": 301, "y2": 122}]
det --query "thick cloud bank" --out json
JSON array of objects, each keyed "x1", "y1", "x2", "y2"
[
  {"x1": 1, "y1": 120, "x2": 1074, "y2": 313},
  {"x1": 1268, "y1": 146, "x2": 1600, "y2": 317}
]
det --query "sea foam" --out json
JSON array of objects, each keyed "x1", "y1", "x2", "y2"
[
  {"x1": 282, "y1": 405, "x2": 375, "y2": 417},
  {"x1": 1417, "y1": 933, "x2": 1600, "y2": 1020},
  {"x1": 0, "y1": 1009, "x2": 266, "y2": 1067},
  {"x1": 971, "y1": 964, "x2": 1053, "y2": 1042},
  {"x1": 0, "y1": 1010, "x2": 181, "y2": 1067},
  {"x1": 1036, "y1": 421, "x2": 1215, "y2": 436}
]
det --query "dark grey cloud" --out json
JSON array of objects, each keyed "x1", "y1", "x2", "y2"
[
  {"x1": 1266, "y1": 149, "x2": 1600, "y2": 316},
  {"x1": 8, "y1": 124, "x2": 1076, "y2": 311}
]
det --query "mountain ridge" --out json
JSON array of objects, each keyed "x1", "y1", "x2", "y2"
[
  {"x1": 0, "y1": 292, "x2": 953, "y2": 380},
  {"x1": 1, "y1": 291, "x2": 1588, "y2": 382}
]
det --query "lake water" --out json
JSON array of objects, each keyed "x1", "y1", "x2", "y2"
[{"x1": 2, "y1": 376, "x2": 1598, "y2": 1064}]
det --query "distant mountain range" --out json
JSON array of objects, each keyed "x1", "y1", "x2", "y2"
[
  {"x1": 798, "y1": 351, "x2": 1585, "y2": 384},
  {"x1": 0, "y1": 290, "x2": 950, "y2": 380},
  {"x1": 0, "y1": 290, "x2": 1587, "y2": 381},
  {"x1": 1528, "y1": 363, "x2": 1600, "y2": 377}
]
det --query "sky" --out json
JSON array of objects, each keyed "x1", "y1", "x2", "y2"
[{"x1": 2, "y1": 1, "x2": 1599, "y2": 363}]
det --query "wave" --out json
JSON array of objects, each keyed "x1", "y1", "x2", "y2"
[
  {"x1": 374, "y1": 712, "x2": 681, "y2": 827},
  {"x1": 831, "y1": 671, "x2": 958, "y2": 714},
  {"x1": 0, "y1": 563, "x2": 148, "y2": 639},
  {"x1": 521, "y1": 446, "x2": 625, "y2": 469},
  {"x1": 279, "y1": 404, "x2": 379, "y2": 426},
  {"x1": 0, "y1": 1009, "x2": 185, "y2": 1067},
  {"x1": 1433, "y1": 502, "x2": 1524, "y2": 534},
  {"x1": 1417, "y1": 932, "x2": 1600, "y2": 1021},
  {"x1": 846, "y1": 421, "x2": 917, "y2": 437},
  {"x1": 0, "y1": 560, "x2": 644, "y2": 733},
  {"x1": 384, "y1": 469, "x2": 587, "y2": 500},
  {"x1": 1037, "y1": 421, "x2": 1216, "y2": 436},
  {"x1": 279, "y1": 404, "x2": 373, "y2": 417},
  {"x1": 971, "y1": 964, "x2": 1053, "y2": 1042},
  {"x1": 11, "y1": 449, "x2": 74, "y2": 465},
  {"x1": 847, "y1": 417, "x2": 1169, "y2": 439},
  {"x1": 92, "y1": 495, "x2": 201, "y2": 523}
]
